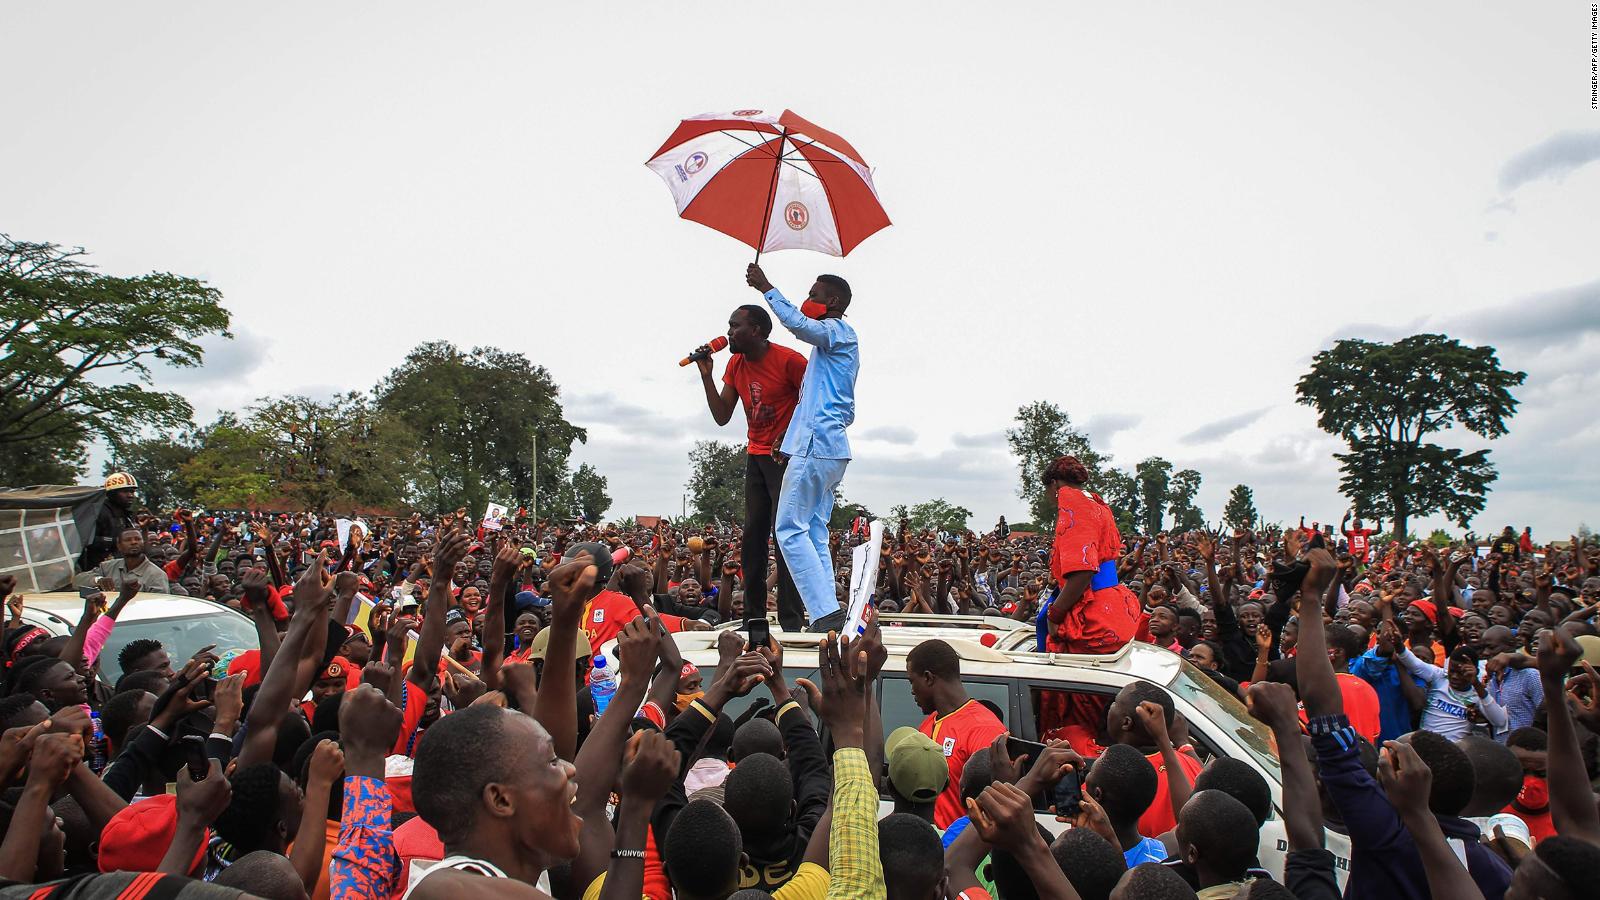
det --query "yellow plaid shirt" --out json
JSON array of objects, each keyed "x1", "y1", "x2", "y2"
[{"x1": 826, "y1": 747, "x2": 885, "y2": 900}]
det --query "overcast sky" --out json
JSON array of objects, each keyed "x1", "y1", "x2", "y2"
[{"x1": 4, "y1": 2, "x2": 1596, "y2": 536}]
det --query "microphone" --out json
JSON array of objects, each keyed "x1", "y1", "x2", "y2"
[{"x1": 679, "y1": 335, "x2": 729, "y2": 367}]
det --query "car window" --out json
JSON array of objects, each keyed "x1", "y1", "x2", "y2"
[
  {"x1": 879, "y1": 675, "x2": 1010, "y2": 738},
  {"x1": 718, "y1": 667, "x2": 821, "y2": 725},
  {"x1": 99, "y1": 612, "x2": 259, "y2": 683},
  {"x1": 1166, "y1": 659, "x2": 1281, "y2": 779},
  {"x1": 1029, "y1": 683, "x2": 1120, "y2": 744}
]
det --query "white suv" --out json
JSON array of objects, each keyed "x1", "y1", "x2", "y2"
[
  {"x1": 17, "y1": 591, "x2": 260, "y2": 683},
  {"x1": 674, "y1": 629, "x2": 1352, "y2": 885}
]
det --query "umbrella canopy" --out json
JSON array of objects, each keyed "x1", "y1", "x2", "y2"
[{"x1": 647, "y1": 109, "x2": 890, "y2": 258}]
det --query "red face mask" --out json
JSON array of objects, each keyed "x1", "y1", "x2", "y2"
[{"x1": 800, "y1": 299, "x2": 829, "y2": 320}]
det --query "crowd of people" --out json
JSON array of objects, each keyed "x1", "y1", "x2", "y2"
[
  {"x1": 0, "y1": 463, "x2": 1596, "y2": 900},
  {"x1": 0, "y1": 266, "x2": 1591, "y2": 900}
]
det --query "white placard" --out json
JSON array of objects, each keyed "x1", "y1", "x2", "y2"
[
  {"x1": 335, "y1": 518, "x2": 353, "y2": 549},
  {"x1": 842, "y1": 520, "x2": 885, "y2": 642},
  {"x1": 482, "y1": 502, "x2": 509, "y2": 531}
]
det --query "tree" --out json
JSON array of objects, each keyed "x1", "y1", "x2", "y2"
[
  {"x1": 890, "y1": 498, "x2": 974, "y2": 534},
  {"x1": 685, "y1": 441, "x2": 745, "y2": 524},
  {"x1": 569, "y1": 463, "x2": 611, "y2": 522},
  {"x1": 1167, "y1": 469, "x2": 1205, "y2": 532},
  {"x1": 1296, "y1": 334, "x2": 1524, "y2": 538},
  {"x1": 179, "y1": 414, "x2": 275, "y2": 509},
  {"x1": 1222, "y1": 485, "x2": 1258, "y2": 530},
  {"x1": 0, "y1": 235, "x2": 229, "y2": 464},
  {"x1": 829, "y1": 487, "x2": 873, "y2": 530},
  {"x1": 1135, "y1": 457, "x2": 1172, "y2": 535},
  {"x1": 1426, "y1": 529, "x2": 1453, "y2": 547},
  {"x1": 1098, "y1": 468, "x2": 1141, "y2": 535},
  {"x1": 0, "y1": 432, "x2": 84, "y2": 486},
  {"x1": 1006, "y1": 401, "x2": 1106, "y2": 525},
  {"x1": 105, "y1": 435, "x2": 199, "y2": 511},
  {"x1": 376, "y1": 342, "x2": 587, "y2": 515},
  {"x1": 248, "y1": 393, "x2": 413, "y2": 511}
]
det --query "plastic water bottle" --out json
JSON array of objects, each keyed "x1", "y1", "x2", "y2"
[{"x1": 590, "y1": 653, "x2": 618, "y2": 716}]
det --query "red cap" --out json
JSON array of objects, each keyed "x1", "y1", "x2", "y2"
[{"x1": 98, "y1": 795, "x2": 208, "y2": 875}]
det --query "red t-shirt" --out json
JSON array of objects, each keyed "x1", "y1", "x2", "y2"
[
  {"x1": 919, "y1": 699, "x2": 1008, "y2": 829},
  {"x1": 1138, "y1": 745, "x2": 1205, "y2": 837},
  {"x1": 583, "y1": 590, "x2": 692, "y2": 651},
  {"x1": 723, "y1": 345, "x2": 807, "y2": 455},
  {"x1": 1344, "y1": 527, "x2": 1375, "y2": 562},
  {"x1": 1295, "y1": 673, "x2": 1382, "y2": 744}
]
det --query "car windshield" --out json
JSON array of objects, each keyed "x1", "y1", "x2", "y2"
[
  {"x1": 99, "y1": 612, "x2": 259, "y2": 683},
  {"x1": 1166, "y1": 659, "x2": 1281, "y2": 777}
]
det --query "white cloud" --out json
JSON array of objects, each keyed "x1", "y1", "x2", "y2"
[{"x1": 1498, "y1": 130, "x2": 1600, "y2": 192}]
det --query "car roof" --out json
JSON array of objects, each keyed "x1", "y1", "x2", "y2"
[{"x1": 17, "y1": 591, "x2": 251, "y2": 632}]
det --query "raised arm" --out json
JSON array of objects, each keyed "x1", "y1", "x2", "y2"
[
  {"x1": 1296, "y1": 549, "x2": 1343, "y2": 717},
  {"x1": 1379, "y1": 740, "x2": 1486, "y2": 900},
  {"x1": 408, "y1": 529, "x2": 468, "y2": 691},
  {"x1": 480, "y1": 539, "x2": 519, "y2": 690},
  {"x1": 237, "y1": 552, "x2": 330, "y2": 768},
  {"x1": 1248, "y1": 682, "x2": 1325, "y2": 850},
  {"x1": 535, "y1": 553, "x2": 597, "y2": 764},
  {"x1": 1535, "y1": 625, "x2": 1600, "y2": 844},
  {"x1": 747, "y1": 265, "x2": 835, "y2": 349},
  {"x1": 571, "y1": 616, "x2": 660, "y2": 892}
]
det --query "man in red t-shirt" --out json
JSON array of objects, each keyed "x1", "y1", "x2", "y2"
[
  {"x1": 1342, "y1": 512, "x2": 1377, "y2": 564},
  {"x1": 691, "y1": 305, "x2": 808, "y2": 631},
  {"x1": 908, "y1": 639, "x2": 1007, "y2": 828}
]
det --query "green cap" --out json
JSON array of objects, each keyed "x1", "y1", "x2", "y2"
[{"x1": 885, "y1": 726, "x2": 948, "y2": 803}]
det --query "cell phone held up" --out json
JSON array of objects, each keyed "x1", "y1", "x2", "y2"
[
  {"x1": 1005, "y1": 736, "x2": 1084, "y2": 817},
  {"x1": 746, "y1": 617, "x2": 771, "y2": 651}
]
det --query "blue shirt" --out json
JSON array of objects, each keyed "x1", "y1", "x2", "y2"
[
  {"x1": 763, "y1": 288, "x2": 858, "y2": 459},
  {"x1": 1350, "y1": 649, "x2": 1424, "y2": 744},
  {"x1": 1486, "y1": 665, "x2": 1543, "y2": 738},
  {"x1": 1124, "y1": 836, "x2": 1167, "y2": 868}
]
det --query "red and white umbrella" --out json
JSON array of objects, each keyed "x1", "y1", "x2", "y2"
[{"x1": 646, "y1": 109, "x2": 890, "y2": 259}]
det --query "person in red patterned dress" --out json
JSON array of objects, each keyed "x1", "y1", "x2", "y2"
[
  {"x1": 1041, "y1": 456, "x2": 1142, "y2": 655},
  {"x1": 1037, "y1": 455, "x2": 1143, "y2": 747}
]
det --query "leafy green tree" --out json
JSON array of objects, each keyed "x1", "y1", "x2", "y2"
[
  {"x1": 376, "y1": 342, "x2": 586, "y2": 515},
  {"x1": 1135, "y1": 457, "x2": 1172, "y2": 534},
  {"x1": 569, "y1": 463, "x2": 611, "y2": 522},
  {"x1": 685, "y1": 441, "x2": 745, "y2": 524},
  {"x1": 891, "y1": 498, "x2": 974, "y2": 534},
  {"x1": 105, "y1": 435, "x2": 199, "y2": 511},
  {"x1": 1296, "y1": 334, "x2": 1524, "y2": 538},
  {"x1": 0, "y1": 235, "x2": 229, "y2": 464},
  {"x1": 248, "y1": 393, "x2": 412, "y2": 511},
  {"x1": 179, "y1": 414, "x2": 275, "y2": 508},
  {"x1": 829, "y1": 487, "x2": 873, "y2": 530},
  {"x1": 1006, "y1": 401, "x2": 1106, "y2": 525},
  {"x1": 1098, "y1": 468, "x2": 1141, "y2": 535},
  {"x1": 0, "y1": 433, "x2": 84, "y2": 486},
  {"x1": 1167, "y1": 469, "x2": 1205, "y2": 532},
  {"x1": 1222, "y1": 485, "x2": 1258, "y2": 530},
  {"x1": 1426, "y1": 528, "x2": 1453, "y2": 547}
]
